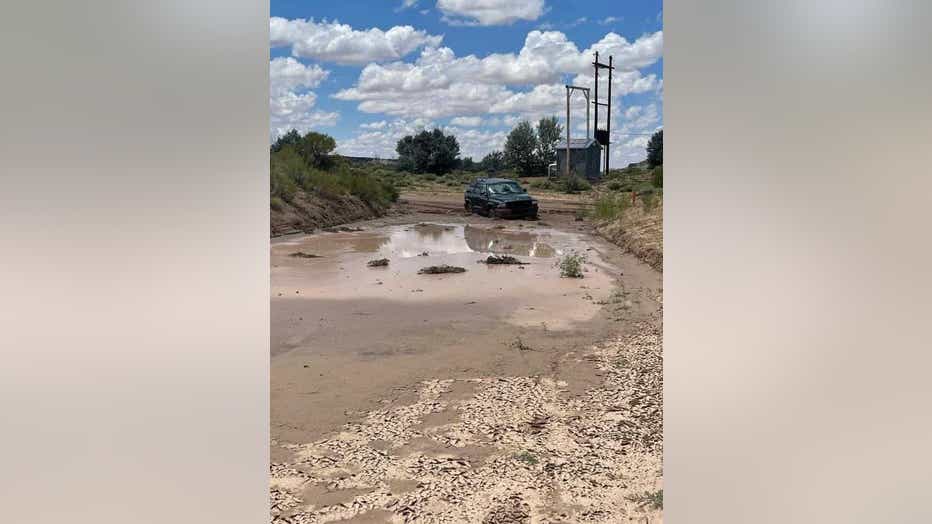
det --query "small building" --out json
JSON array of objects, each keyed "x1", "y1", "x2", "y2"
[{"x1": 555, "y1": 138, "x2": 602, "y2": 181}]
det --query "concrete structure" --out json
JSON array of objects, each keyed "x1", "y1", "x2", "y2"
[{"x1": 555, "y1": 138, "x2": 602, "y2": 181}]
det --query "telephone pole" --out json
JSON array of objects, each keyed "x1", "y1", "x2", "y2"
[{"x1": 592, "y1": 52, "x2": 614, "y2": 175}]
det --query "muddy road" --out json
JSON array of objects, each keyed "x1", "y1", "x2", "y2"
[{"x1": 271, "y1": 192, "x2": 663, "y2": 523}]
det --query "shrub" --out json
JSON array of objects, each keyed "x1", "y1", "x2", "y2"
[
  {"x1": 561, "y1": 175, "x2": 591, "y2": 193},
  {"x1": 651, "y1": 166, "x2": 663, "y2": 188},
  {"x1": 556, "y1": 252, "x2": 586, "y2": 278},
  {"x1": 594, "y1": 193, "x2": 629, "y2": 221},
  {"x1": 641, "y1": 191, "x2": 656, "y2": 212},
  {"x1": 270, "y1": 196, "x2": 285, "y2": 211}
]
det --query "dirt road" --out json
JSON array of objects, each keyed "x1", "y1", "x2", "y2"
[{"x1": 271, "y1": 191, "x2": 663, "y2": 523}]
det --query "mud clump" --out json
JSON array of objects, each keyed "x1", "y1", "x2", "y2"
[
  {"x1": 367, "y1": 258, "x2": 390, "y2": 267},
  {"x1": 480, "y1": 255, "x2": 528, "y2": 265},
  {"x1": 289, "y1": 252, "x2": 321, "y2": 259},
  {"x1": 418, "y1": 265, "x2": 467, "y2": 275}
]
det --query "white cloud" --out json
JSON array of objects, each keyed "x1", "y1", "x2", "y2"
[
  {"x1": 599, "y1": 16, "x2": 620, "y2": 25},
  {"x1": 336, "y1": 118, "x2": 435, "y2": 158},
  {"x1": 450, "y1": 116, "x2": 483, "y2": 127},
  {"x1": 443, "y1": 127, "x2": 508, "y2": 159},
  {"x1": 270, "y1": 17, "x2": 443, "y2": 65},
  {"x1": 269, "y1": 57, "x2": 338, "y2": 141},
  {"x1": 360, "y1": 120, "x2": 389, "y2": 129},
  {"x1": 437, "y1": 0, "x2": 546, "y2": 26},
  {"x1": 270, "y1": 57, "x2": 328, "y2": 97}
]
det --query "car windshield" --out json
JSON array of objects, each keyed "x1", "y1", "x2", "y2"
[{"x1": 487, "y1": 182, "x2": 524, "y2": 194}]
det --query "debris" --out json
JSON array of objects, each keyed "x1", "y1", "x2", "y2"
[
  {"x1": 480, "y1": 255, "x2": 529, "y2": 265},
  {"x1": 367, "y1": 258, "x2": 390, "y2": 267},
  {"x1": 325, "y1": 226, "x2": 364, "y2": 233},
  {"x1": 289, "y1": 251, "x2": 321, "y2": 258},
  {"x1": 418, "y1": 251, "x2": 430, "y2": 257},
  {"x1": 418, "y1": 265, "x2": 466, "y2": 274}
]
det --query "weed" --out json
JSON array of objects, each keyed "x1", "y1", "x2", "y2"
[
  {"x1": 651, "y1": 165, "x2": 663, "y2": 188},
  {"x1": 514, "y1": 451, "x2": 539, "y2": 465},
  {"x1": 561, "y1": 175, "x2": 591, "y2": 193},
  {"x1": 627, "y1": 490, "x2": 663, "y2": 510},
  {"x1": 555, "y1": 252, "x2": 586, "y2": 278},
  {"x1": 594, "y1": 193, "x2": 630, "y2": 221},
  {"x1": 641, "y1": 191, "x2": 656, "y2": 212}
]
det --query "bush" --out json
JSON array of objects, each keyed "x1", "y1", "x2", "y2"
[
  {"x1": 561, "y1": 175, "x2": 591, "y2": 193},
  {"x1": 270, "y1": 196, "x2": 285, "y2": 211},
  {"x1": 594, "y1": 193, "x2": 629, "y2": 221},
  {"x1": 556, "y1": 252, "x2": 587, "y2": 278},
  {"x1": 651, "y1": 166, "x2": 663, "y2": 188},
  {"x1": 270, "y1": 145, "x2": 399, "y2": 211},
  {"x1": 641, "y1": 191, "x2": 656, "y2": 212}
]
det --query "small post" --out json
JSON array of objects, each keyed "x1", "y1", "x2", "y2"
[{"x1": 585, "y1": 91, "x2": 590, "y2": 139}]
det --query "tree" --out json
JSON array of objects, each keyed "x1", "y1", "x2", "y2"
[
  {"x1": 647, "y1": 129, "x2": 663, "y2": 168},
  {"x1": 296, "y1": 131, "x2": 337, "y2": 169},
  {"x1": 461, "y1": 157, "x2": 477, "y2": 172},
  {"x1": 535, "y1": 116, "x2": 562, "y2": 168},
  {"x1": 271, "y1": 129, "x2": 301, "y2": 153},
  {"x1": 479, "y1": 151, "x2": 506, "y2": 173},
  {"x1": 504, "y1": 121, "x2": 541, "y2": 177},
  {"x1": 395, "y1": 128, "x2": 460, "y2": 174}
]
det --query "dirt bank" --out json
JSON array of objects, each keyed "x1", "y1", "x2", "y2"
[
  {"x1": 596, "y1": 197, "x2": 663, "y2": 272},
  {"x1": 271, "y1": 190, "x2": 388, "y2": 237},
  {"x1": 271, "y1": 192, "x2": 663, "y2": 523}
]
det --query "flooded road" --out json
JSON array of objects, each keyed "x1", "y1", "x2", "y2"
[
  {"x1": 269, "y1": 204, "x2": 664, "y2": 523},
  {"x1": 271, "y1": 216, "x2": 658, "y2": 446}
]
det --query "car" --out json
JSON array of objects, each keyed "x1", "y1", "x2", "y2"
[{"x1": 465, "y1": 178, "x2": 539, "y2": 219}]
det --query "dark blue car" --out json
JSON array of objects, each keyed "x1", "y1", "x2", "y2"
[{"x1": 464, "y1": 178, "x2": 539, "y2": 219}]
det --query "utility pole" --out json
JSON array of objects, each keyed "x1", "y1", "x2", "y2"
[
  {"x1": 592, "y1": 53, "x2": 614, "y2": 175},
  {"x1": 564, "y1": 85, "x2": 590, "y2": 177}
]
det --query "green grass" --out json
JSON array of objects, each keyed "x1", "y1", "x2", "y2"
[{"x1": 593, "y1": 193, "x2": 630, "y2": 221}]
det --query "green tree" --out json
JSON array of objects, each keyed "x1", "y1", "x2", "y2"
[
  {"x1": 479, "y1": 151, "x2": 505, "y2": 173},
  {"x1": 461, "y1": 156, "x2": 477, "y2": 171},
  {"x1": 271, "y1": 129, "x2": 302, "y2": 153},
  {"x1": 535, "y1": 116, "x2": 562, "y2": 168},
  {"x1": 647, "y1": 129, "x2": 663, "y2": 167},
  {"x1": 504, "y1": 121, "x2": 541, "y2": 177},
  {"x1": 296, "y1": 131, "x2": 337, "y2": 169},
  {"x1": 395, "y1": 128, "x2": 460, "y2": 174}
]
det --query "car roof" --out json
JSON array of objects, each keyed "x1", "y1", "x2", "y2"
[{"x1": 476, "y1": 177, "x2": 519, "y2": 184}]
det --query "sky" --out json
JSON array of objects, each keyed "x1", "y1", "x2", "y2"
[{"x1": 270, "y1": 0, "x2": 663, "y2": 166}]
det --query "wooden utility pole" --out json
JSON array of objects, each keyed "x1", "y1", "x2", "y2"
[
  {"x1": 564, "y1": 85, "x2": 590, "y2": 177},
  {"x1": 592, "y1": 53, "x2": 614, "y2": 175}
]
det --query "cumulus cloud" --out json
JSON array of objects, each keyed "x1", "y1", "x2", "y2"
[
  {"x1": 270, "y1": 57, "x2": 328, "y2": 96},
  {"x1": 437, "y1": 0, "x2": 546, "y2": 26},
  {"x1": 450, "y1": 116, "x2": 483, "y2": 127},
  {"x1": 269, "y1": 57, "x2": 338, "y2": 140},
  {"x1": 270, "y1": 17, "x2": 443, "y2": 64},
  {"x1": 336, "y1": 118, "x2": 435, "y2": 158}
]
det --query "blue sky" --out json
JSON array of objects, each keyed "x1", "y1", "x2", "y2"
[{"x1": 270, "y1": 0, "x2": 663, "y2": 165}]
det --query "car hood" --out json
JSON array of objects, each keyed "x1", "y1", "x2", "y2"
[{"x1": 489, "y1": 193, "x2": 534, "y2": 203}]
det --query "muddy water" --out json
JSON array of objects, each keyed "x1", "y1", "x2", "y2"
[{"x1": 271, "y1": 222, "x2": 632, "y2": 444}]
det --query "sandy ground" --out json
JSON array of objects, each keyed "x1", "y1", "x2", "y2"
[{"x1": 271, "y1": 192, "x2": 663, "y2": 523}]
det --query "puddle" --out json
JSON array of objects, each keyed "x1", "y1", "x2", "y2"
[
  {"x1": 271, "y1": 221, "x2": 634, "y2": 446},
  {"x1": 273, "y1": 223, "x2": 557, "y2": 259}
]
